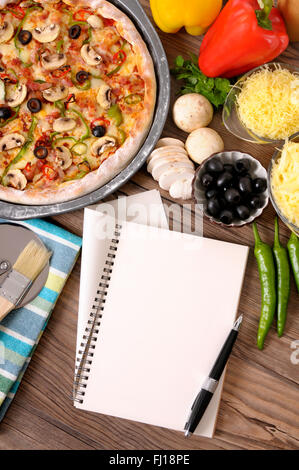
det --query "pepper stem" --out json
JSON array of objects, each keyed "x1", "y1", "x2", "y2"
[
  {"x1": 290, "y1": 232, "x2": 299, "y2": 244},
  {"x1": 255, "y1": 0, "x2": 273, "y2": 31},
  {"x1": 253, "y1": 222, "x2": 262, "y2": 245}
]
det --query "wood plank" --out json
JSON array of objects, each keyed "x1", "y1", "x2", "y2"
[{"x1": 1, "y1": 0, "x2": 298, "y2": 450}]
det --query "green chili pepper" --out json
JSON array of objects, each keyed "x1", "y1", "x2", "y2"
[
  {"x1": 77, "y1": 79, "x2": 91, "y2": 90},
  {"x1": 124, "y1": 93, "x2": 142, "y2": 105},
  {"x1": 82, "y1": 27, "x2": 92, "y2": 46},
  {"x1": 7, "y1": 68, "x2": 18, "y2": 82},
  {"x1": 75, "y1": 79, "x2": 91, "y2": 90},
  {"x1": 64, "y1": 170, "x2": 87, "y2": 182},
  {"x1": 107, "y1": 65, "x2": 121, "y2": 77},
  {"x1": 273, "y1": 218, "x2": 290, "y2": 337},
  {"x1": 2, "y1": 116, "x2": 38, "y2": 183},
  {"x1": 69, "y1": 108, "x2": 91, "y2": 141},
  {"x1": 56, "y1": 40, "x2": 64, "y2": 53},
  {"x1": 53, "y1": 135, "x2": 77, "y2": 143},
  {"x1": 75, "y1": 170, "x2": 88, "y2": 179},
  {"x1": 118, "y1": 128, "x2": 127, "y2": 144},
  {"x1": 0, "y1": 106, "x2": 21, "y2": 129},
  {"x1": 253, "y1": 222, "x2": 277, "y2": 350},
  {"x1": 54, "y1": 100, "x2": 66, "y2": 117},
  {"x1": 108, "y1": 104, "x2": 123, "y2": 126},
  {"x1": 50, "y1": 131, "x2": 60, "y2": 143},
  {"x1": 34, "y1": 79, "x2": 46, "y2": 84},
  {"x1": 287, "y1": 232, "x2": 299, "y2": 293},
  {"x1": 71, "y1": 71, "x2": 91, "y2": 90},
  {"x1": 52, "y1": 135, "x2": 77, "y2": 148},
  {"x1": 64, "y1": 9, "x2": 87, "y2": 27},
  {"x1": 63, "y1": 8, "x2": 72, "y2": 22},
  {"x1": 14, "y1": 5, "x2": 43, "y2": 66},
  {"x1": 71, "y1": 142, "x2": 88, "y2": 155},
  {"x1": 70, "y1": 20, "x2": 88, "y2": 27}
]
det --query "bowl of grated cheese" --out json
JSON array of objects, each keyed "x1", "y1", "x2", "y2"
[
  {"x1": 268, "y1": 132, "x2": 299, "y2": 236},
  {"x1": 223, "y1": 63, "x2": 299, "y2": 144}
]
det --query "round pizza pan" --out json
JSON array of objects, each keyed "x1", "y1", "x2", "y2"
[{"x1": 0, "y1": 0, "x2": 170, "y2": 221}]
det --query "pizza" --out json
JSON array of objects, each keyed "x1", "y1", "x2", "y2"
[{"x1": 0, "y1": 0, "x2": 156, "y2": 204}]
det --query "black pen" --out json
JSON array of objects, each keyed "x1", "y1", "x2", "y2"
[{"x1": 184, "y1": 315, "x2": 243, "y2": 437}]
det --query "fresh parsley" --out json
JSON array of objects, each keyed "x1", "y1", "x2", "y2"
[{"x1": 171, "y1": 54, "x2": 231, "y2": 108}]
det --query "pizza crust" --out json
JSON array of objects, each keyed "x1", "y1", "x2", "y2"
[{"x1": 0, "y1": 0, "x2": 156, "y2": 205}]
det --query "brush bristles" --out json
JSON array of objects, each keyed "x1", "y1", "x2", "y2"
[{"x1": 13, "y1": 240, "x2": 51, "y2": 281}]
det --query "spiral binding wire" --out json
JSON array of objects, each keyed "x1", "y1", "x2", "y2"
[{"x1": 73, "y1": 223, "x2": 122, "y2": 404}]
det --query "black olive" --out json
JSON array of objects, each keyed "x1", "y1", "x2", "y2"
[
  {"x1": 69, "y1": 24, "x2": 82, "y2": 39},
  {"x1": 201, "y1": 172, "x2": 214, "y2": 188},
  {"x1": 218, "y1": 197, "x2": 227, "y2": 209},
  {"x1": 225, "y1": 188, "x2": 241, "y2": 205},
  {"x1": 219, "y1": 209, "x2": 234, "y2": 225},
  {"x1": 27, "y1": 98, "x2": 42, "y2": 113},
  {"x1": 76, "y1": 70, "x2": 89, "y2": 83},
  {"x1": 235, "y1": 158, "x2": 251, "y2": 175},
  {"x1": 207, "y1": 198, "x2": 221, "y2": 217},
  {"x1": 235, "y1": 205, "x2": 250, "y2": 220},
  {"x1": 205, "y1": 188, "x2": 218, "y2": 199},
  {"x1": 34, "y1": 146, "x2": 48, "y2": 159},
  {"x1": 223, "y1": 163, "x2": 235, "y2": 174},
  {"x1": 18, "y1": 30, "x2": 32, "y2": 45},
  {"x1": 252, "y1": 178, "x2": 267, "y2": 194},
  {"x1": 205, "y1": 158, "x2": 224, "y2": 174},
  {"x1": 238, "y1": 176, "x2": 252, "y2": 194},
  {"x1": 248, "y1": 195, "x2": 264, "y2": 209},
  {"x1": 222, "y1": 184, "x2": 234, "y2": 193},
  {"x1": 92, "y1": 125, "x2": 106, "y2": 138},
  {"x1": 216, "y1": 171, "x2": 233, "y2": 188},
  {"x1": 0, "y1": 106, "x2": 12, "y2": 120}
]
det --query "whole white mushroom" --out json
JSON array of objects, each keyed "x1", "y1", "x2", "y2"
[
  {"x1": 185, "y1": 128, "x2": 224, "y2": 164},
  {"x1": 173, "y1": 93, "x2": 213, "y2": 133}
]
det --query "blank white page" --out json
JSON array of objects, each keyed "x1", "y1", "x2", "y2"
[
  {"x1": 78, "y1": 222, "x2": 248, "y2": 437},
  {"x1": 76, "y1": 190, "x2": 168, "y2": 354}
]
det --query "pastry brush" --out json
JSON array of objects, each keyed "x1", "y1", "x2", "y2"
[{"x1": 0, "y1": 240, "x2": 51, "y2": 322}]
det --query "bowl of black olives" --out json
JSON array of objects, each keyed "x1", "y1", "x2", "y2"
[{"x1": 192, "y1": 151, "x2": 269, "y2": 226}]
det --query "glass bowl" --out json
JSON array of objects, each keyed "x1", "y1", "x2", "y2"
[
  {"x1": 268, "y1": 132, "x2": 299, "y2": 236},
  {"x1": 222, "y1": 62, "x2": 299, "y2": 144}
]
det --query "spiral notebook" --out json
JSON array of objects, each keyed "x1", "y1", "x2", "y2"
[{"x1": 74, "y1": 194, "x2": 249, "y2": 437}]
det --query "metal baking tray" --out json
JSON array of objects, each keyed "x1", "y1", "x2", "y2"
[{"x1": 0, "y1": 0, "x2": 170, "y2": 220}]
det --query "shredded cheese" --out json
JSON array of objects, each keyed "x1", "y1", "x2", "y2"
[
  {"x1": 237, "y1": 66, "x2": 299, "y2": 140},
  {"x1": 271, "y1": 141, "x2": 299, "y2": 227}
]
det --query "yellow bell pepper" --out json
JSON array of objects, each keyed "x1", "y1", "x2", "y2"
[{"x1": 150, "y1": 0, "x2": 223, "y2": 35}]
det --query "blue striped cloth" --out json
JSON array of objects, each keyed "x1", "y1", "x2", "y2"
[{"x1": 0, "y1": 218, "x2": 82, "y2": 421}]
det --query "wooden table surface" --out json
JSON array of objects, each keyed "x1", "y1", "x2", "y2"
[{"x1": 1, "y1": 1, "x2": 299, "y2": 451}]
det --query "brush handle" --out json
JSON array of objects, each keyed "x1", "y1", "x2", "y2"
[{"x1": 0, "y1": 295, "x2": 15, "y2": 322}]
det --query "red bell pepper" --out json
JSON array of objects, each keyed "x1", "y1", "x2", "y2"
[
  {"x1": 112, "y1": 50, "x2": 127, "y2": 65},
  {"x1": 73, "y1": 9, "x2": 91, "y2": 22},
  {"x1": 198, "y1": 0, "x2": 289, "y2": 78},
  {"x1": 42, "y1": 165, "x2": 57, "y2": 180}
]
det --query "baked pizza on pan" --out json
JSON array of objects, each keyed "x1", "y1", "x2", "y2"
[{"x1": 0, "y1": 0, "x2": 156, "y2": 204}]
